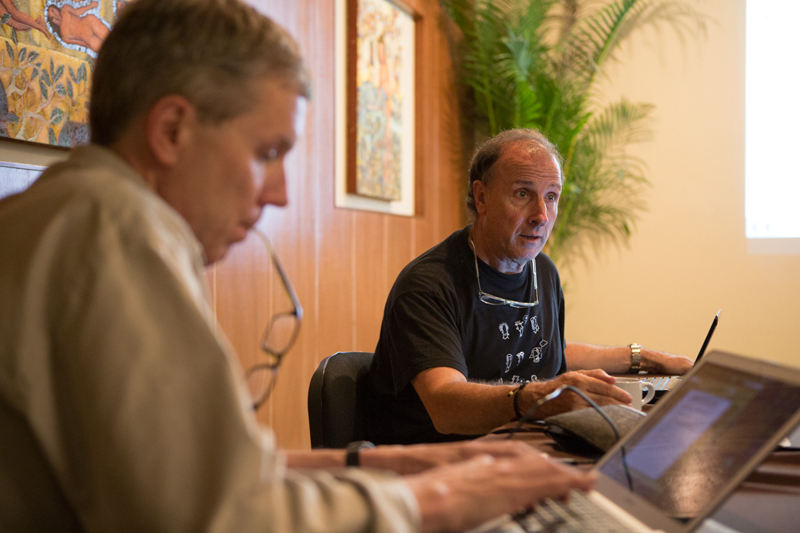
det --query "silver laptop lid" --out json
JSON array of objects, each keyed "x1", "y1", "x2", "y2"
[{"x1": 595, "y1": 350, "x2": 800, "y2": 532}]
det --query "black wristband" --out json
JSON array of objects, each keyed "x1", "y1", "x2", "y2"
[
  {"x1": 509, "y1": 382, "x2": 530, "y2": 419},
  {"x1": 345, "y1": 440, "x2": 374, "y2": 467}
]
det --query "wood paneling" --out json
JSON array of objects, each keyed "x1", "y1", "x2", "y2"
[{"x1": 210, "y1": 0, "x2": 466, "y2": 450}]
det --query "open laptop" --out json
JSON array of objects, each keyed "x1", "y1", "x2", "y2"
[
  {"x1": 472, "y1": 350, "x2": 800, "y2": 533},
  {"x1": 642, "y1": 310, "x2": 720, "y2": 397}
]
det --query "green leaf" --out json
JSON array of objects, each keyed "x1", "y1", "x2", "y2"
[
  {"x1": 31, "y1": 69, "x2": 38, "y2": 81},
  {"x1": 55, "y1": 83, "x2": 66, "y2": 97},
  {"x1": 5, "y1": 41, "x2": 13, "y2": 61},
  {"x1": 43, "y1": 70, "x2": 52, "y2": 86},
  {"x1": 67, "y1": 79, "x2": 73, "y2": 99},
  {"x1": 54, "y1": 65, "x2": 64, "y2": 83},
  {"x1": 69, "y1": 66, "x2": 77, "y2": 82},
  {"x1": 77, "y1": 63, "x2": 86, "y2": 82},
  {"x1": 0, "y1": 13, "x2": 10, "y2": 25},
  {"x1": 29, "y1": 51, "x2": 38, "y2": 62},
  {"x1": 49, "y1": 58, "x2": 54, "y2": 78},
  {"x1": 7, "y1": 112, "x2": 18, "y2": 123},
  {"x1": 17, "y1": 48, "x2": 26, "y2": 63},
  {"x1": 39, "y1": 80, "x2": 48, "y2": 100},
  {"x1": 11, "y1": 28, "x2": 17, "y2": 45},
  {"x1": 50, "y1": 107, "x2": 65, "y2": 126},
  {"x1": 48, "y1": 128, "x2": 56, "y2": 145}
]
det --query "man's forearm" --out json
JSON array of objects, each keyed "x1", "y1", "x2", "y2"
[
  {"x1": 565, "y1": 342, "x2": 694, "y2": 374},
  {"x1": 565, "y1": 342, "x2": 632, "y2": 373},
  {"x1": 413, "y1": 377, "x2": 520, "y2": 436}
]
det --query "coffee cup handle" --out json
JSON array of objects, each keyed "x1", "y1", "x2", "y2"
[{"x1": 642, "y1": 382, "x2": 656, "y2": 405}]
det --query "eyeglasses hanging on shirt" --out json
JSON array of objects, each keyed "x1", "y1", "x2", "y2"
[
  {"x1": 469, "y1": 237, "x2": 539, "y2": 308},
  {"x1": 245, "y1": 229, "x2": 303, "y2": 410}
]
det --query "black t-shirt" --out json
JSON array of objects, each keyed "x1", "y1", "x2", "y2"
[{"x1": 365, "y1": 226, "x2": 566, "y2": 444}]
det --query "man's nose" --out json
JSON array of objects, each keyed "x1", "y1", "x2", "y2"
[
  {"x1": 528, "y1": 196, "x2": 548, "y2": 226},
  {"x1": 259, "y1": 164, "x2": 288, "y2": 208}
]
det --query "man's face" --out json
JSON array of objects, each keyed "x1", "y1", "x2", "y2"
[
  {"x1": 165, "y1": 78, "x2": 306, "y2": 264},
  {"x1": 473, "y1": 143, "x2": 562, "y2": 273}
]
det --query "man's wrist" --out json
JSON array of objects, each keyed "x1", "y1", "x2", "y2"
[{"x1": 345, "y1": 440, "x2": 375, "y2": 467}]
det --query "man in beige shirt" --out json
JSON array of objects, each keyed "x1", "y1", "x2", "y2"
[{"x1": 0, "y1": 0, "x2": 593, "y2": 531}]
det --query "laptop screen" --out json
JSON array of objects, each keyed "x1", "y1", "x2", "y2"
[{"x1": 598, "y1": 358, "x2": 800, "y2": 520}]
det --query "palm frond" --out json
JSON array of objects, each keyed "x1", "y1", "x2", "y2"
[{"x1": 441, "y1": 0, "x2": 703, "y2": 268}]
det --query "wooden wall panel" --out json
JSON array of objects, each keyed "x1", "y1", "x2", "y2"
[{"x1": 210, "y1": 0, "x2": 467, "y2": 450}]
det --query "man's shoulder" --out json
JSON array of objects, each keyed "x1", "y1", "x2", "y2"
[
  {"x1": 392, "y1": 227, "x2": 471, "y2": 295},
  {"x1": 0, "y1": 146, "x2": 199, "y2": 267}
]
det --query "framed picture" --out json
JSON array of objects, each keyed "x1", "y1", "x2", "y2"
[
  {"x1": 0, "y1": 1, "x2": 128, "y2": 148},
  {"x1": 335, "y1": 0, "x2": 416, "y2": 216}
]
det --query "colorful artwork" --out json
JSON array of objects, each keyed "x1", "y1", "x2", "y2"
[
  {"x1": 353, "y1": 0, "x2": 411, "y2": 201},
  {"x1": 0, "y1": 1, "x2": 127, "y2": 147}
]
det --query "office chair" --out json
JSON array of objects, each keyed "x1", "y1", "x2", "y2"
[{"x1": 307, "y1": 351, "x2": 373, "y2": 449}]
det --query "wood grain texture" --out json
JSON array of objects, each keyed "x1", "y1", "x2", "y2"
[{"x1": 209, "y1": 0, "x2": 466, "y2": 450}]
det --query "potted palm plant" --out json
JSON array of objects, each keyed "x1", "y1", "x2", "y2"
[{"x1": 442, "y1": 0, "x2": 703, "y2": 267}]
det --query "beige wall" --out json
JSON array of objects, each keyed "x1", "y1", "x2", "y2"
[{"x1": 565, "y1": 0, "x2": 800, "y2": 368}]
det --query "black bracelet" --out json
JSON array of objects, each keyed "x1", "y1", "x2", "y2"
[
  {"x1": 508, "y1": 381, "x2": 530, "y2": 419},
  {"x1": 345, "y1": 440, "x2": 375, "y2": 467}
]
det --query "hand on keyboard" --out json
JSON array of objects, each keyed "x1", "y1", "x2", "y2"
[{"x1": 404, "y1": 451, "x2": 596, "y2": 532}]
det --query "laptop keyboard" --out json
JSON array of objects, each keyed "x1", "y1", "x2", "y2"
[
  {"x1": 641, "y1": 375, "x2": 682, "y2": 391},
  {"x1": 512, "y1": 491, "x2": 637, "y2": 533}
]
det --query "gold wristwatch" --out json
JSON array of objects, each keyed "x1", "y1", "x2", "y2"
[{"x1": 629, "y1": 343, "x2": 642, "y2": 374}]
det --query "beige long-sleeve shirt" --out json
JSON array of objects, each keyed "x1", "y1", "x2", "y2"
[{"x1": 0, "y1": 145, "x2": 419, "y2": 532}]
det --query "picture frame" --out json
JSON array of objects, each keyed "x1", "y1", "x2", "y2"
[
  {"x1": 334, "y1": 0, "x2": 416, "y2": 216},
  {"x1": 0, "y1": 1, "x2": 127, "y2": 148}
]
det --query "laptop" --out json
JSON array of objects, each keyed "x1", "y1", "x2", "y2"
[
  {"x1": 471, "y1": 350, "x2": 800, "y2": 533},
  {"x1": 642, "y1": 310, "x2": 720, "y2": 397}
]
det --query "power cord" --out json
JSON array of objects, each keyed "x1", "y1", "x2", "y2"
[{"x1": 506, "y1": 384, "x2": 634, "y2": 491}]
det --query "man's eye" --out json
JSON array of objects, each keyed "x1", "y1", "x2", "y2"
[
  {"x1": 260, "y1": 148, "x2": 279, "y2": 161},
  {"x1": 516, "y1": 190, "x2": 527, "y2": 198},
  {"x1": 547, "y1": 193, "x2": 558, "y2": 202}
]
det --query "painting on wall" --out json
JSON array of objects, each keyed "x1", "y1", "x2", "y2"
[
  {"x1": 0, "y1": 1, "x2": 128, "y2": 148},
  {"x1": 335, "y1": 0, "x2": 416, "y2": 216}
]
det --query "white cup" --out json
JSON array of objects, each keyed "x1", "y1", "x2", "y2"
[{"x1": 614, "y1": 378, "x2": 656, "y2": 410}]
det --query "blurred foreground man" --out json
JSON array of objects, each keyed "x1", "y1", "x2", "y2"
[
  {"x1": 0, "y1": 1, "x2": 596, "y2": 531},
  {"x1": 367, "y1": 129, "x2": 693, "y2": 445}
]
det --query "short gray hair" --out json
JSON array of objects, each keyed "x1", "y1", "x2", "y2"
[
  {"x1": 466, "y1": 129, "x2": 563, "y2": 218},
  {"x1": 91, "y1": 0, "x2": 311, "y2": 146}
]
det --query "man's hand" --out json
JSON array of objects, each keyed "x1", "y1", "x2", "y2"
[
  {"x1": 519, "y1": 370, "x2": 632, "y2": 419},
  {"x1": 642, "y1": 348, "x2": 693, "y2": 375},
  {"x1": 360, "y1": 439, "x2": 548, "y2": 475},
  {"x1": 405, "y1": 453, "x2": 596, "y2": 533}
]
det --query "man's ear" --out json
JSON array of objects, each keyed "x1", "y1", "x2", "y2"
[
  {"x1": 473, "y1": 179, "x2": 488, "y2": 216},
  {"x1": 145, "y1": 95, "x2": 195, "y2": 167}
]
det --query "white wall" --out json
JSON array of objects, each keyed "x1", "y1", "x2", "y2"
[{"x1": 565, "y1": 0, "x2": 800, "y2": 368}]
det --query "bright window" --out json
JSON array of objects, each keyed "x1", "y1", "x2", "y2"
[{"x1": 745, "y1": 1, "x2": 800, "y2": 239}]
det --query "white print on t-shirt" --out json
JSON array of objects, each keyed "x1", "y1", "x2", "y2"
[
  {"x1": 529, "y1": 339, "x2": 548, "y2": 362},
  {"x1": 530, "y1": 316, "x2": 540, "y2": 334},
  {"x1": 529, "y1": 375, "x2": 539, "y2": 382},
  {"x1": 515, "y1": 315, "x2": 529, "y2": 337},
  {"x1": 516, "y1": 351, "x2": 525, "y2": 365},
  {"x1": 505, "y1": 354, "x2": 513, "y2": 372},
  {"x1": 499, "y1": 322, "x2": 510, "y2": 340},
  {"x1": 510, "y1": 375, "x2": 522, "y2": 383}
]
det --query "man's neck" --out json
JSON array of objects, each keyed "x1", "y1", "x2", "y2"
[{"x1": 469, "y1": 223, "x2": 527, "y2": 274}]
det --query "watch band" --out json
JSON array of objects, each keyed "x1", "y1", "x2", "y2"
[
  {"x1": 629, "y1": 343, "x2": 642, "y2": 374},
  {"x1": 345, "y1": 440, "x2": 375, "y2": 467}
]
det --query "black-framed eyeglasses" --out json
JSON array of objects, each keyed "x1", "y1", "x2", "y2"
[
  {"x1": 245, "y1": 229, "x2": 303, "y2": 410},
  {"x1": 469, "y1": 237, "x2": 539, "y2": 308}
]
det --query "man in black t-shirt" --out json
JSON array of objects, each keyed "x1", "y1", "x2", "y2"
[{"x1": 366, "y1": 129, "x2": 693, "y2": 445}]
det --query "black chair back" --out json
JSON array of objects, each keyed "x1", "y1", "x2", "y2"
[{"x1": 307, "y1": 351, "x2": 374, "y2": 448}]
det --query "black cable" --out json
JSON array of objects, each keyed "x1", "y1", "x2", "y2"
[{"x1": 506, "y1": 384, "x2": 634, "y2": 491}]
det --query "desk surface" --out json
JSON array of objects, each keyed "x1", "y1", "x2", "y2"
[{"x1": 483, "y1": 424, "x2": 800, "y2": 532}]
